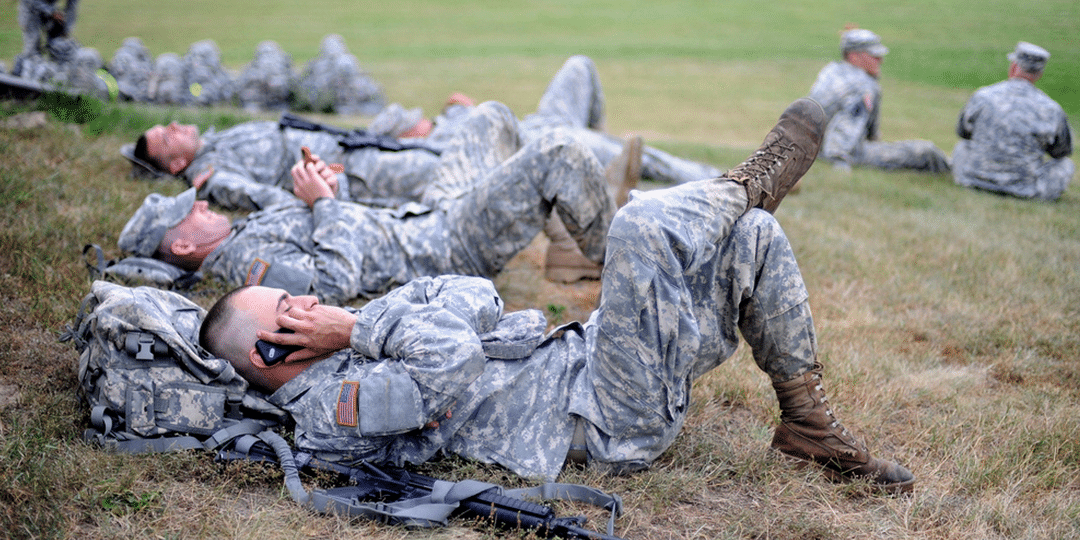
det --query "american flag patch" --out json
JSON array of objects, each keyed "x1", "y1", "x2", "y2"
[
  {"x1": 336, "y1": 381, "x2": 359, "y2": 427},
  {"x1": 245, "y1": 258, "x2": 270, "y2": 286}
]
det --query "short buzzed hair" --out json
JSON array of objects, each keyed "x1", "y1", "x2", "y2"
[
  {"x1": 200, "y1": 285, "x2": 253, "y2": 361},
  {"x1": 133, "y1": 134, "x2": 163, "y2": 171},
  {"x1": 200, "y1": 286, "x2": 276, "y2": 391}
]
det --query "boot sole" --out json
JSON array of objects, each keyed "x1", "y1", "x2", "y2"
[{"x1": 773, "y1": 450, "x2": 915, "y2": 496}]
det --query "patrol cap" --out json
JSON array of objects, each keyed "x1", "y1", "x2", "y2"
[
  {"x1": 118, "y1": 188, "x2": 197, "y2": 257},
  {"x1": 1008, "y1": 41, "x2": 1049, "y2": 73},
  {"x1": 841, "y1": 29, "x2": 889, "y2": 57}
]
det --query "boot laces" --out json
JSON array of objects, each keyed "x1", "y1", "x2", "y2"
[
  {"x1": 729, "y1": 140, "x2": 794, "y2": 197},
  {"x1": 816, "y1": 382, "x2": 855, "y2": 445}
]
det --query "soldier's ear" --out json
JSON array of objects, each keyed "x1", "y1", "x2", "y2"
[
  {"x1": 249, "y1": 346, "x2": 268, "y2": 369},
  {"x1": 169, "y1": 238, "x2": 196, "y2": 256},
  {"x1": 167, "y1": 156, "x2": 186, "y2": 175}
]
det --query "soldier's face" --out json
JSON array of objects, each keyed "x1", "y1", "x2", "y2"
[
  {"x1": 232, "y1": 286, "x2": 323, "y2": 387},
  {"x1": 848, "y1": 52, "x2": 883, "y2": 78},
  {"x1": 145, "y1": 122, "x2": 200, "y2": 174}
]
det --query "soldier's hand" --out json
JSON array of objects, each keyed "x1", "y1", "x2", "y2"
[
  {"x1": 259, "y1": 303, "x2": 357, "y2": 362},
  {"x1": 290, "y1": 159, "x2": 335, "y2": 208}
]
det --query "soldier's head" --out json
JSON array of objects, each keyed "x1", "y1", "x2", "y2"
[
  {"x1": 1007, "y1": 41, "x2": 1049, "y2": 82},
  {"x1": 840, "y1": 28, "x2": 888, "y2": 79},
  {"x1": 135, "y1": 122, "x2": 201, "y2": 175},
  {"x1": 118, "y1": 188, "x2": 230, "y2": 271},
  {"x1": 200, "y1": 285, "x2": 324, "y2": 392}
]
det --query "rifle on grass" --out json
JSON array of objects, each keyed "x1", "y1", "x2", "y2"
[{"x1": 217, "y1": 433, "x2": 625, "y2": 540}]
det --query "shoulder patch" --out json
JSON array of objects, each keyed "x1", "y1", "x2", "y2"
[
  {"x1": 245, "y1": 258, "x2": 270, "y2": 286},
  {"x1": 336, "y1": 381, "x2": 359, "y2": 427},
  {"x1": 863, "y1": 93, "x2": 874, "y2": 112}
]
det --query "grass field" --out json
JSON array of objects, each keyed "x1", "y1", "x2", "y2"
[{"x1": 2, "y1": 1, "x2": 1080, "y2": 539}]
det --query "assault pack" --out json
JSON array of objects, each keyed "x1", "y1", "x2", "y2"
[
  {"x1": 83, "y1": 243, "x2": 202, "y2": 291},
  {"x1": 62, "y1": 280, "x2": 625, "y2": 538},
  {"x1": 63, "y1": 280, "x2": 283, "y2": 452}
]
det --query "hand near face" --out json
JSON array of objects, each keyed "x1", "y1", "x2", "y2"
[{"x1": 255, "y1": 303, "x2": 357, "y2": 363}]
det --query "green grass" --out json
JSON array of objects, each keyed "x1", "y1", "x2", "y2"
[{"x1": 1, "y1": 1, "x2": 1079, "y2": 538}]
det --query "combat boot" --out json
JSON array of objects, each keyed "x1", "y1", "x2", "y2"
[
  {"x1": 771, "y1": 363, "x2": 916, "y2": 494},
  {"x1": 608, "y1": 135, "x2": 642, "y2": 208},
  {"x1": 544, "y1": 136, "x2": 642, "y2": 283},
  {"x1": 544, "y1": 212, "x2": 603, "y2": 282},
  {"x1": 727, "y1": 98, "x2": 826, "y2": 213}
]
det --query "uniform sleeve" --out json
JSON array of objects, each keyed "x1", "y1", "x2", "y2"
[
  {"x1": 197, "y1": 164, "x2": 298, "y2": 211},
  {"x1": 956, "y1": 94, "x2": 982, "y2": 140},
  {"x1": 1048, "y1": 112, "x2": 1073, "y2": 159},
  {"x1": 294, "y1": 277, "x2": 499, "y2": 439},
  {"x1": 305, "y1": 198, "x2": 367, "y2": 304},
  {"x1": 821, "y1": 94, "x2": 872, "y2": 164}
]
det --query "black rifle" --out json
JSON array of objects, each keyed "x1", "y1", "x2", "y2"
[
  {"x1": 279, "y1": 113, "x2": 442, "y2": 155},
  {"x1": 217, "y1": 439, "x2": 625, "y2": 540}
]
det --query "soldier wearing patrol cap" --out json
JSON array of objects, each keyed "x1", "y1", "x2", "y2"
[
  {"x1": 806, "y1": 27, "x2": 950, "y2": 174},
  {"x1": 952, "y1": 41, "x2": 1073, "y2": 200}
]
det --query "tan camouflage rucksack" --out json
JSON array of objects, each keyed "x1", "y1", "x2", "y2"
[{"x1": 62, "y1": 280, "x2": 285, "y2": 453}]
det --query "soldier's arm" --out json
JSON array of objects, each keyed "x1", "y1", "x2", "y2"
[{"x1": 1047, "y1": 114, "x2": 1072, "y2": 159}]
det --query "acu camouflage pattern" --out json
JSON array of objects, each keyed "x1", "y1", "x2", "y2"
[
  {"x1": 108, "y1": 37, "x2": 152, "y2": 102},
  {"x1": 236, "y1": 41, "x2": 298, "y2": 112},
  {"x1": 184, "y1": 118, "x2": 442, "y2": 211},
  {"x1": 808, "y1": 61, "x2": 949, "y2": 173},
  {"x1": 148, "y1": 53, "x2": 187, "y2": 105},
  {"x1": 181, "y1": 97, "x2": 522, "y2": 210},
  {"x1": 296, "y1": 34, "x2": 385, "y2": 116},
  {"x1": 201, "y1": 101, "x2": 614, "y2": 304},
  {"x1": 182, "y1": 40, "x2": 235, "y2": 107},
  {"x1": 67, "y1": 281, "x2": 280, "y2": 440},
  {"x1": 16, "y1": 0, "x2": 79, "y2": 68},
  {"x1": 275, "y1": 177, "x2": 818, "y2": 481},
  {"x1": 952, "y1": 78, "x2": 1074, "y2": 200},
  {"x1": 519, "y1": 55, "x2": 724, "y2": 185}
]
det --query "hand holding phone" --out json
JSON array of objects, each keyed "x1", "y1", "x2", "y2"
[{"x1": 255, "y1": 328, "x2": 303, "y2": 366}]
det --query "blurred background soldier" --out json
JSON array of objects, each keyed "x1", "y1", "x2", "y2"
[
  {"x1": 182, "y1": 40, "x2": 235, "y2": 106},
  {"x1": 236, "y1": 40, "x2": 298, "y2": 112},
  {"x1": 148, "y1": 53, "x2": 188, "y2": 105},
  {"x1": 14, "y1": 0, "x2": 79, "y2": 76},
  {"x1": 952, "y1": 42, "x2": 1073, "y2": 201},
  {"x1": 807, "y1": 28, "x2": 950, "y2": 173},
  {"x1": 296, "y1": 34, "x2": 385, "y2": 115},
  {"x1": 108, "y1": 38, "x2": 153, "y2": 102}
]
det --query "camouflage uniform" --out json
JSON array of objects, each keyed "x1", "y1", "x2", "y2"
[
  {"x1": 200, "y1": 102, "x2": 614, "y2": 304},
  {"x1": 271, "y1": 177, "x2": 817, "y2": 481},
  {"x1": 521, "y1": 55, "x2": 724, "y2": 185},
  {"x1": 148, "y1": 53, "x2": 188, "y2": 105},
  {"x1": 182, "y1": 40, "x2": 235, "y2": 106},
  {"x1": 183, "y1": 102, "x2": 514, "y2": 211},
  {"x1": 296, "y1": 34, "x2": 385, "y2": 116},
  {"x1": 808, "y1": 61, "x2": 949, "y2": 172},
  {"x1": 236, "y1": 41, "x2": 298, "y2": 112},
  {"x1": 952, "y1": 78, "x2": 1073, "y2": 201},
  {"x1": 108, "y1": 37, "x2": 153, "y2": 102},
  {"x1": 65, "y1": 46, "x2": 109, "y2": 99},
  {"x1": 16, "y1": 0, "x2": 79, "y2": 65}
]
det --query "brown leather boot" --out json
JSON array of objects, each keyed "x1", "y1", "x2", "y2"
[
  {"x1": 607, "y1": 135, "x2": 642, "y2": 207},
  {"x1": 771, "y1": 363, "x2": 916, "y2": 494},
  {"x1": 543, "y1": 137, "x2": 642, "y2": 283},
  {"x1": 727, "y1": 98, "x2": 826, "y2": 213},
  {"x1": 544, "y1": 211, "x2": 603, "y2": 283}
]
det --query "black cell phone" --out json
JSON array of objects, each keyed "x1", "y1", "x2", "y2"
[{"x1": 255, "y1": 328, "x2": 302, "y2": 366}]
